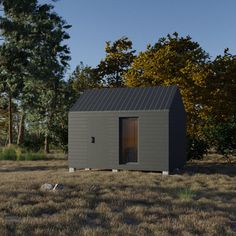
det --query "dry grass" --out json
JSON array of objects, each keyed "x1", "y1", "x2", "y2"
[{"x1": 0, "y1": 156, "x2": 235, "y2": 236}]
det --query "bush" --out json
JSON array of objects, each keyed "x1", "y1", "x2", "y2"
[
  {"x1": 0, "y1": 146, "x2": 46, "y2": 161},
  {"x1": 204, "y1": 122, "x2": 236, "y2": 159},
  {"x1": 25, "y1": 152, "x2": 45, "y2": 161},
  {"x1": 17, "y1": 154, "x2": 27, "y2": 161},
  {"x1": 0, "y1": 147, "x2": 17, "y2": 160},
  {"x1": 21, "y1": 133, "x2": 45, "y2": 152},
  {"x1": 187, "y1": 137, "x2": 208, "y2": 160}
]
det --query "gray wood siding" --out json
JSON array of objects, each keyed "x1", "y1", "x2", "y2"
[
  {"x1": 68, "y1": 113, "x2": 88, "y2": 168},
  {"x1": 69, "y1": 111, "x2": 169, "y2": 171},
  {"x1": 169, "y1": 92, "x2": 186, "y2": 170}
]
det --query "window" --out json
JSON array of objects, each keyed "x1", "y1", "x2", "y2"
[{"x1": 119, "y1": 117, "x2": 138, "y2": 164}]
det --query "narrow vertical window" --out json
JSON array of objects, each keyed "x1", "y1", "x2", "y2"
[{"x1": 119, "y1": 118, "x2": 138, "y2": 164}]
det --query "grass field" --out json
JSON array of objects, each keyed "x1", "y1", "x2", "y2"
[{"x1": 0, "y1": 156, "x2": 235, "y2": 235}]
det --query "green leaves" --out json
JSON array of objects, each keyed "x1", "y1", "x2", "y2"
[
  {"x1": 124, "y1": 33, "x2": 211, "y2": 138},
  {"x1": 97, "y1": 36, "x2": 136, "y2": 87},
  {"x1": 69, "y1": 62, "x2": 100, "y2": 94},
  {"x1": 0, "y1": 0, "x2": 71, "y2": 149}
]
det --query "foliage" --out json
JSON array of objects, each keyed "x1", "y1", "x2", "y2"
[
  {"x1": 20, "y1": 133, "x2": 45, "y2": 152},
  {"x1": 20, "y1": 2, "x2": 71, "y2": 153},
  {"x1": 0, "y1": 95, "x2": 8, "y2": 144},
  {"x1": 0, "y1": 146, "x2": 46, "y2": 161},
  {"x1": 97, "y1": 36, "x2": 136, "y2": 87},
  {"x1": 209, "y1": 50, "x2": 236, "y2": 122},
  {"x1": 0, "y1": 147, "x2": 17, "y2": 160},
  {"x1": 187, "y1": 137, "x2": 208, "y2": 160},
  {"x1": 124, "y1": 33, "x2": 211, "y2": 137},
  {"x1": 0, "y1": 0, "x2": 47, "y2": 145},
  {"x1": 49, "y1": 80, "x2": 77, "y2": 152},
  {"x1": 0, "y1": 0, "x2": 71, "y2": 152},
  {"x1": 69, "y1": 62, "x2": 101, "y2": 93},
  {"x1": 205, "y1": 121, "x2": 236, "y2": 159}
]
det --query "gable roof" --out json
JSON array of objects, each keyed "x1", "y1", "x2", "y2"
[{"x1": 70, "y1": 85, "x2": 178, "y2": 112}]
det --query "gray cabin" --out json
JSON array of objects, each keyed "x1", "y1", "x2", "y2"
[{"x1": 68, "y1": 85, "x2": 186, "y2": 173}]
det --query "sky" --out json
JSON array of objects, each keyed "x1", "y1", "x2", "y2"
[{"x1": 45, "y1": 0, "x2": 236, "y2": 76}]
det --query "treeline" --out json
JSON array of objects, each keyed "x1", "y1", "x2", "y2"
[{"x1": 0, "y1": 1, "x2": 235, "y2": 158}]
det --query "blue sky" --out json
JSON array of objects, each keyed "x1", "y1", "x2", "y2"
[{"x1": 48, "y1": 0, "x2": 236, "y2": 76}]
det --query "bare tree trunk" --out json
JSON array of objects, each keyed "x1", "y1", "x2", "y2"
[
  {"x1": 17, "y1": 112, "x2": 25, "y2": 145},
  {"x1": 8, "y1": 92, "x2": 13, "y2": 146},
  {"x1": 44, "y1": 134, "x2": 49, "y2": 153}
]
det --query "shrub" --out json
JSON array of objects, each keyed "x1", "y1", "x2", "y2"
[
  {"x1": 17, "y1": 154, "x2": 26, "y2": 161},
  {"x1": 21, "y1": 134, "x2": 45, "y2": 152},
  {"x1": 24, "y1": 152, "x2": 45, "y2": 161},
  {"x1": 0, "y1": 146, "x2": 46, "y2": 161},
  {"x1": 187, "y1": 137, "x2": 208, "y2": 160},
  {"x1": 0, "y1": 147, "x2": 17, "y2": 160},
  {"x1": 204, "y1": 122, "x2": 236, "y2": 160}
]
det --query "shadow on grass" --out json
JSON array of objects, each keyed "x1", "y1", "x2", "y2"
[
  {"x1": 179, "y1": 161, "x2": 236, "y2": 177},
  {"x1": 0, "y1": 165, "x2": 67, "y2": 173}
]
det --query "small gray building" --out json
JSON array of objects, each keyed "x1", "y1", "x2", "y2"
[{"x1": 68, "y1": 85, "x2": 186, "y2": 173}]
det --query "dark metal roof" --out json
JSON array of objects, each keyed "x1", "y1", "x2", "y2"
[{"x1": 70, "y1": 85, "x2": 178, "y2": 112}]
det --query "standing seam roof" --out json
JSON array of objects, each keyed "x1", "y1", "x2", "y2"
[{"x1": 70, "y1": 85, "x2": 178, "y2": 111}]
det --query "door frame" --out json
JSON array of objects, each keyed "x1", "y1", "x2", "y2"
[{"x1": 119, "y1": 117, "x2": 139, "y2": 164}]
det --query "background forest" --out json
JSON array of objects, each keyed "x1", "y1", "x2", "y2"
[{"x1": 0, "y1": 0, "x2": 235, "y2": 160}]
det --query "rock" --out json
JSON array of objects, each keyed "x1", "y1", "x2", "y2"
[
  {"x1": 40, "y1": 183, "x2": 53, "y2": 191},
  {"x1": 53, "y1": 183, "x2": 64, "y2": 190}
]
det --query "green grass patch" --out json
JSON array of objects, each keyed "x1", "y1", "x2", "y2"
[{"x1": 177, "y1": 187, "x2": 196, "y2": 200}]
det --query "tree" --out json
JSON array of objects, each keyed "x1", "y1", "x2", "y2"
[
  {"x1": 0, "y1": 23, "x2": 28, "y2": 145},
  {"x1": 203, "y1": 50, "x2": 236, "y2": 160},
  {"x1": 125, "y1": 33, "x2": 211, "y2": 138},
  {"x1": 97, "y1": 36, "x2": 136, "y2": 87},
  {"x1": 0, "y1": 0, "x2": 71, "y2": 152},
  {"x1": 69, "y1": 62, "x2": 101, "y2": 94},
  {"x1": 0, "y1": 0, "x2": 43, "y2": 145},
  {"x1": 0, "y1": 94, "x2": 8, "y2": 145},
  {"x1": 49, "y1": 79, "x2": 77, "y2": 152},
  {"x1": 209, "y1": 50, "x2": 236, "y2": 122},
  {"x1": 21, "y1": 2, "x2": 71, "y2": 153}
]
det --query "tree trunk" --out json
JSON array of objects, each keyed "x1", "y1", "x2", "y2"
[
  {"x1": 17, "y1": 112, "x2": 25, "y2": 145},
  {"x1": 8, "y1": 92, "x2": 13, "y2": 145},
  {"x1": 44, "y1": 135, "x2": 49, "y2": 153}
]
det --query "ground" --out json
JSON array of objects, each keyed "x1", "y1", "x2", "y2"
[{"x1": 0, "y1": 156, "x2": 235, "y2": 236}]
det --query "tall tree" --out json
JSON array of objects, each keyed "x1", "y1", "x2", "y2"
[
  {"x1": 0, "y1": 0, "x2": 33, "y2": 144},
  {"x1": 125, "y1": 33, "x2": 211, "y2": 137},
  {"x1": 0, "y1": 0, "x2": 71, "y2": 151},
  {"x1": 21, "y1": 3, "x2": 71, "y2": 153},
  {"x1": 97, "y1": 36, "x2": 136, "y2": 87},
  {"x1": 209, "y1": 49, "x2": 236, "y2": 122}
]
